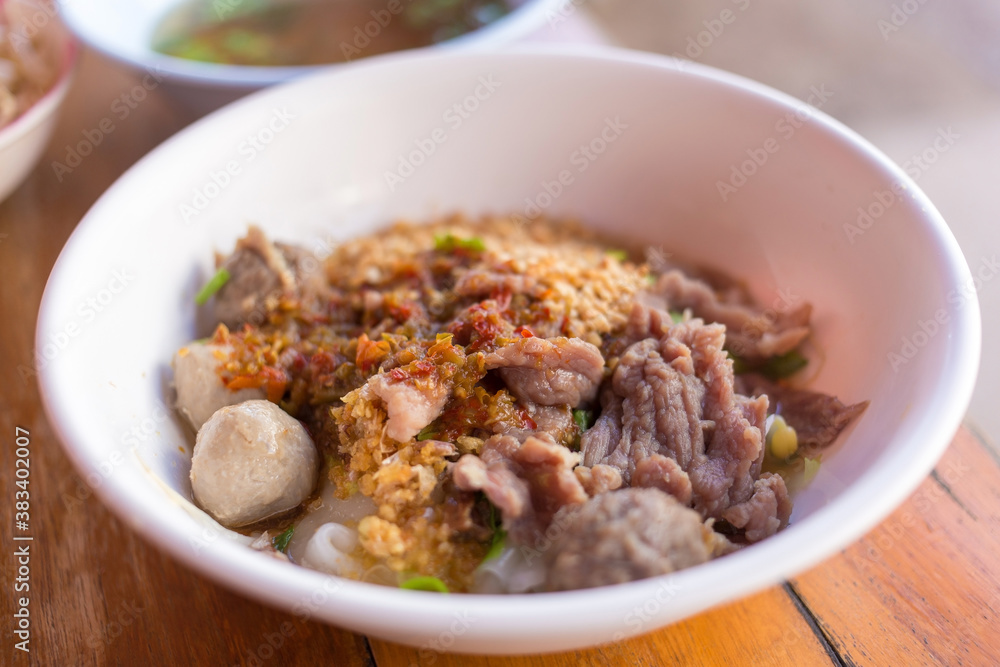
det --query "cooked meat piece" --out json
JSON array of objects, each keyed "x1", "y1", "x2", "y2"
[
  {"x1": 212, "y1": 226, "x2": 325, "y2": 328},
  {"x1": 454, "y1": 270, "x2": 537, "y2": 297},
  {"x1": 452, "y1": 433, "x2": 588, "y2": 546},
  {"x1": 735, "y1": 374, "x2": 869, "y2": 454},
  {"x1": 633, "y1": 454, "x2": 692, "y2": 505},
  {"x1": 190, "y1": 400, "x2": 318, "y2": 527},
  {"x1": 720, "y1": 472, "x2": 793, "y2": 542},
  {"x1": 173, "y1": 341, "x2": 266, "y2": 431},
  {"x1": 484, "y1": 336, "x2": 605, "y2": 407},
  {"x1": 577, "y1": 387, "x2": 623, "y2": 464},
  {"x1": 512, "y1": 402, "x2": 578, "y2": 446},
  {"x1": 651, "y1": 269, "x2": 811, "y2": 361},
  {"x1": 369, "y1": 371, "x2": 452, "y2": 443},
  {"x1": 573, "y1": 464, "x2": 623, "y2": 496},
  {"x1": 544, "y1": 488, "x2": 711, "y2": 591},
  {"x1": 613, "y1": 337, "x2": 709, "y2": 473},
  {"x1": 581, "y1": 305, "x2": 790, "y2": 540}
]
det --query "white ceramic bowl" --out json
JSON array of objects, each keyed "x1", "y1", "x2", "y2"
[
  {"x1": 37, "y1": 47, "x2": 980, "y2": 654},
  {"x1": 0, "y1": 17, "x2": 77, "y2": 202},
  {"x1": 58, "y1": 0, "x2": 569, "y2": 114}
]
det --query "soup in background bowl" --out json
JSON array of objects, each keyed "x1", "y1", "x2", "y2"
[
  {"x1": 58, "y1": 0, "x2": 570, "y2": 114},
  {"x1": 153, "y1": 0, "x2": 515, "y2": 66}
]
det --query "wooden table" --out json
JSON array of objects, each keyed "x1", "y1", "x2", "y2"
[{"x1": 3, "y1": 49, "x2": 999, "y2": 667}]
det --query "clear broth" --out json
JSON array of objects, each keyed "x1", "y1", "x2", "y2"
[{"x1": 152, "y1": 0, "x2": 513, "y2": 67}]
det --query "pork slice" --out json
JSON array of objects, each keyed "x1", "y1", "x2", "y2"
[
  {"x1": 484, "y1": 336, "x2": 605, "y2": 407},
  {"x1": 544, "y1": 488, "x2": 711, "y2": 591},
  {"x1": 369, "y1": 370, "x2": 452, "y2": 443},
  {"x1": 452, "y1": 433, "x2": 588, "y2": 547},
  {"x1": 736, "y1": 374, "x2": 869, "y2": 454},
  {"x1": 652, "y1": 270, "x2": 811, "y2": 361},
  {"x1": 500, "y1": 402, "x2": 579, "y2": 448}
]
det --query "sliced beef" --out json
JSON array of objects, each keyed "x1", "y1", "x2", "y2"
[
  {"x1": 651, "y1": 269, "x2": 811, "y2": 361},
  {"x1": 612, "y1": 337, "x2": 708, "y2": 474},
  {"x1": 581, "y1": 304, "x2": 790, "y2": 541},
  {"x1": 573, "y1": 464, "x2": 624, "y2": 496},
  {"x1": 484, "y1": 336, "x2": 605, "y2": 407},
  {"x1": 633, "y1": 454, "x2": 692, "y2": 505},
  {"x1": 452, "y1": 433, "x2": 588, "y2": 547},
  {"x1": 213, "y1": 226, "x2": 324, "y2": 328},
  {"x1": 736, "y1": 374, "x2": 869, "y2": 454},
  {"x1": 576, "y1": 387, "x2": 623, "y2": 464},
  {"x1": 721, "y1": 472, "x2": 792, "y2": 542},
  {"x1": 543, "y1": 488, "x2": 711, "y2": 591}
]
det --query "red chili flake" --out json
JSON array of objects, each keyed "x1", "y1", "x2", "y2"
[
  {"x1": 355, "y1": 334, "x2": 390, "y2": 373},
  {"x1": 389, "y1": 359, "x2": 436, "y2": 382},
  {"x1": 226, "y1": 366, "x2": 289, "y2": 403},
  {"x1": 309, "y1": 350, "x2": 339, "y2": 380},
  {"x1": 514, "y1": 326, "x2": 534, "y2": 338},
  {"x1": 388, "y1": 302, "x2": 413, "y2": 321}
]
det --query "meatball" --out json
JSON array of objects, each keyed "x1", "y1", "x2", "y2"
[
  {"x1": 544, "y1": 488, "x2": 710, "y2": 591},
  {"x1": 173, "y1": 342, "x2": 266, "y2": 431},
  {"x1": 191, "y1": 400, "x2": 319, "y2": 527}
]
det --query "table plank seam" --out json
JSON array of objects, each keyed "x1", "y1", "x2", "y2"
[
  {"x1": 929, "y1": 470, "x2": 977, "y2": 521},
  {"x1": 782, "y1": 582, "x2": 850, "y2": 667},
  {"x1": 963, "y1": 420, "x2": 1000, "y2": 468},
  {"x1": 362, "y1": 635, "x2": 379, "y2": 667}
]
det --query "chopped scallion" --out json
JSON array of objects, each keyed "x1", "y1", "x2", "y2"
[
  {"x1": 195, "y1": 267, "x2": 231, "y2": 305},
  {"x1": 272, "y1": 524, "x2": 294, "y2": 553},
  {"x1": 761, "y1": 349, "x2": 808, "y2": 380},
  {"x1": 573, "y1": 409, "x2": 594, "y2": 431},
  {"x1": 400, "y1": 576, "x2": 450, "y2": 593},
  {"x1": 483, "y1": 529, "x2": 506, "y2": 562},
  {"x1": 433, "y1": 233, "x2": 485, "y2": 253}
]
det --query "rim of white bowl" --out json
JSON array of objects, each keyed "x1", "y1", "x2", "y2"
[
  {"x1": 57, "y1": 0, "x2": 569, "y2": 89},
  {"x1": 37, "y1": 45, "x2": 981, "y2": 649},
  {"x1": 0, "y1": 35, "x2": 79, "y2": 150}
]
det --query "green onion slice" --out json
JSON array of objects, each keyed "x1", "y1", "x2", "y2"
[
  {"x1": 195, "y1": 267, "x2": 231, "y2": 305},
  {"x1": 272, "y1": 525, "x2": 294, "y2": 553},
  {"x1": 400, "y1": 576, "x2": 450, "y2": 593}
]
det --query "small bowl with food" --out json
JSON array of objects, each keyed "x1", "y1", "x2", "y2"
[
  {"x1": 58, "y1": 0, "x2": 570, "y2": 114},
  {"x1": 0, "y1": 0, "x2": 77, "y2": 202},
  {"x1": 37, "y1": 47, "x2": 979, "y2": 653}
]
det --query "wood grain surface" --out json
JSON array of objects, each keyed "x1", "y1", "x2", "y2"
[{"x1": 2, "y1": 49, "x2": 998, "y2": 667}]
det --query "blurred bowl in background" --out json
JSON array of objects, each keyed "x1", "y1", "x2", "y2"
[
  {"x1": 0, "y1": 5, "x2": 77, "y2": 203},
  {"x1": 58, "y1": 0, "x2": 569, "y2": 115}
]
